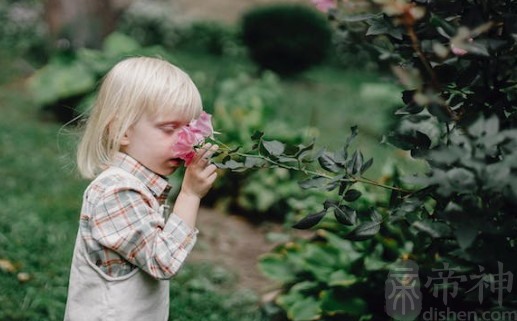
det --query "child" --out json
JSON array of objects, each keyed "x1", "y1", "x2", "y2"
[{"x1": 64, "y1": 56, "x2": 218, "y2": 321}]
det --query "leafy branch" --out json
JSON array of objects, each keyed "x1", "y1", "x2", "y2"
[{"x1": 208, "y1": 127, "x2": 413, "y2": 236}]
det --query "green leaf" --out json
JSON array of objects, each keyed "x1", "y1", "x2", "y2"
[
  {"x1": 103, "y1": 32, "x2": 141, "y2": 56},
  {"x1": 343, "y1": 126, "x2": 358, "y2": 156},
  {"x1": 251, "y1": 131, "x2": 264, "y2": 140},
  {"x1": 347, "y1": 221, "x2": 381, "y2": 240},
  {"x1": 366, "y1": 17, "x2": 403, "y2": 40},
  {"x1": 292, "y1": 210, "x2": 327, "y2": 229},
  {"x1": 262, "y1": 140, "x2": 285, "y2": 156},
  {"x1": 334, "y1": 205, "x2": 357, "y2": 226},
  {"x1": 320, "y1": 290, "x2": 367, "y2": 316},
  {"x1": 344, "y1": 189, "x2": 362, "y2": 202},
  {"x1": 342, "y1": 13, "x2": 379, "y2": 22},
  {"x1": 348, "y1": 151, "x2": 363, "y2": 175},
  {"x1": 455, "y1": 226, "x2": 478, "y2": 250},
  {"x1": 299, "y1": 176, "x2": 329, "y2": 189},
  {"x1": 412, "y1": 219, "x2": 452, "y2": 238},
  {"x1": 258, "y1": 253, "x2": 296, "y2": 282},
  {"x1": 244, "y1": 156, "x2": 265, "y2": 168},
  {"x1": 360, "y1": 158, "x2": 374, "y2": 174},
  {"x1": 218, "y1": 160, "x2": 244, "y2": 170},
  {"x1": 328, "y1": 270, "x2": 358, "y2": 287},
  {"x1": 287, "y1": 297, "x2": 321, "y2": 321},
  {"x1": 29, "y1": 60, "x2": 96, "y2": 105},
  {"x1": 295, "y1": 142, "x2": 315, "y2": 158},
  {"x1": 318, "y1": 152, "x2": 341, "y2": 173}
]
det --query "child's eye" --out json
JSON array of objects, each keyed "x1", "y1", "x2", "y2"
[{"x1": 160, "y1": 126, "x2": 176, "y2": 134}]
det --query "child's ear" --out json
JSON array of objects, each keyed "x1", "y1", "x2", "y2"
[{"x1": 119, "y1": 132, "x2": 130, "y2": 146}]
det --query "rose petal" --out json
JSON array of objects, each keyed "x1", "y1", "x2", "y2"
[{"x1": 190, "y1": 111, "x2": 213, "y2": 137}]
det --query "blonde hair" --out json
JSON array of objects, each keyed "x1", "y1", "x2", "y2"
[{"x1": 76, "y1": 56, "x2": 203, "y2": 179}]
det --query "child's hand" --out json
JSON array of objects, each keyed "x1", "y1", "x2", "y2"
[{"x1": 181, "y1": 143, "x2": 219, "y2": 199}]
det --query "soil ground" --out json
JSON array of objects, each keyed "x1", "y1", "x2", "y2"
[{"x1": 188, "y1": 208, "x2": 280, "y2": 294}]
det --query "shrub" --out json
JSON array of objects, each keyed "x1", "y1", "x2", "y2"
[
  {"x1": 241, "y1": 4, "x2": 332, "y2": 76},
  {"x1": 174, "y1": 21, "x2": 243, "y2": 57}
]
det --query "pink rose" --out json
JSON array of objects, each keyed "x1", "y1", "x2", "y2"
[
  {"x1": 171, "y1": 111, "x2": 214, "y2": 166},
  {"x1": 190, "y1": 111, "x2": 213, "y2": 138},
  {"x1": 311, "y1": 0, "x2": 336, "y2": 12}
]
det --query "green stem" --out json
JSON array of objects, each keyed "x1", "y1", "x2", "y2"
[{"x1": 213, "y1": 140, "x2": 411, "y2": 194}]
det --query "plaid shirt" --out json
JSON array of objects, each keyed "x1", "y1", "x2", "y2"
[{"x1": 79, "y1": 152, "x2": 197, "y2": 279}]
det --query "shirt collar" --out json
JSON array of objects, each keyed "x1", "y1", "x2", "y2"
[{"x1": 112, "y1": 152, "x2": 172, "y2": 202}]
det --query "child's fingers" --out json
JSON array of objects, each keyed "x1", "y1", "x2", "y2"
[{"x1": 194, "y1": 144, "x2": 218, "y2": 165}]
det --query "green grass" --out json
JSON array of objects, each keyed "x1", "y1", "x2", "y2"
[{"x1": 0, "y1": 77, "x2": 263, "y2": 321}]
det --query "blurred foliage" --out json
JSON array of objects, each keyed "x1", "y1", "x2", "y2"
[
  {"x1": 241, "y1": 4, "x2": 332, "y2": 76},
  {"x1": 0, "y1": 0, "x2": 49, "y2": 65},
  {"x1": 118, "y1": 1, "x2": 244, "y2": 57},
  {"x1": 207, "y1": 72, "x2": 315, "y2": 221},
  {"x1": 116, "y1": 0, "x2": 181, "y2": 49},
  {"x1": 28, "y1": 32, "x2": 172, "y2": 122},
  {"x1": 174, "y1": 21, "x2": 244, "y2": 57}
]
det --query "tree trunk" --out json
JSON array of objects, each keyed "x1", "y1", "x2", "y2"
[{"x1": 44, "y1": 0, "x2": 132, "y2": 50}]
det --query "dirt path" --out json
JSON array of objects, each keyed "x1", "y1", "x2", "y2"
[{"x1": 188, "y1": 207, "x2": 279, "y2": 294}]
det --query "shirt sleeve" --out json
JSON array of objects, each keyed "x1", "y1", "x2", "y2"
[{"x1": 90, "y1": 185, "x2": 198, "y2": 280}]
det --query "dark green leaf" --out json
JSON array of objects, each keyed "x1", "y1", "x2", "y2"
[
  {"x1": 347, "y1": 151, "x2": 363, "y2": 175},
  {"x1": 277, "y1": 156, "x2": 298, "y2": 164},
  {"x1": 455, "y1": 226, "x2": 478, "y2": 250},
  {"x1": 299, "y1": 176, "x2": 328, "y2": 189},
  {"x1": 258, "y1": 254, "x2": 296, "y2": 283},
  {"x1": 338, "y1": 179, "x2": 351, "y2": 196},
  {"x1": 294, "y1": 142, "x2": 315, "y2": 158},
  {"x1": 370, "y1": 209, "x2": 382, "y2": 222},
  {"x1": 244, "y1": 156, "x2": 265, "y2": 168},
  {"x1": 342, "y1": 13, "x2": 379, "y2": 22},
  {"x1": 318, "y1": 152, "x2": 341, "y2": 173},
  {"x1": 366, "y1": 17, "x2": 403, "y2": 40},
  {"x1": 360, "y1": 158, "x2": 373, "y2": 174},
  {"x1": 262, "y1": 140, "x2": 285, "y2": 156},
  {"x1": 429, "y1": 14, "x2": 456, "y2": 37},
  {"x1": 347, "y1": 221, "x2": 381, "y2": 240},
  {"x1": 251, "y1": 131, "x2": 264, "y2": 140},
  {"x1": 334, "y1": 205, "x2": 357, "y2": 226},
  {"x1": 412, "y1": 220, "x2": 452, "y2": 238},
  {"x1": 217, "y1": 160, "x2": 244, "y2": 170},
  {"x1": 292, "y1": 210, "x2": 327, "y2": 229},
  {"x1": 344, "y1": 189, "x2": 362, "y2": 202}
]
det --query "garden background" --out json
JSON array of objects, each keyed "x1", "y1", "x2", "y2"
[{"x1": 1, "y1": 0, "x2": 516, "y2": 320}]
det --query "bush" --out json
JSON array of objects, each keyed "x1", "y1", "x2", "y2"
[
  {"x1": 241, "y1": 4, "x2": 332, "y2": 76},
  {"x1": 174, "y1": 21, "x2": 243, "y2": 57}
]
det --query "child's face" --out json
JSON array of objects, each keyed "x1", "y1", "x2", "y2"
[{"x1": 120, "y1": 111, "x2": 191, "y2": 176}]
